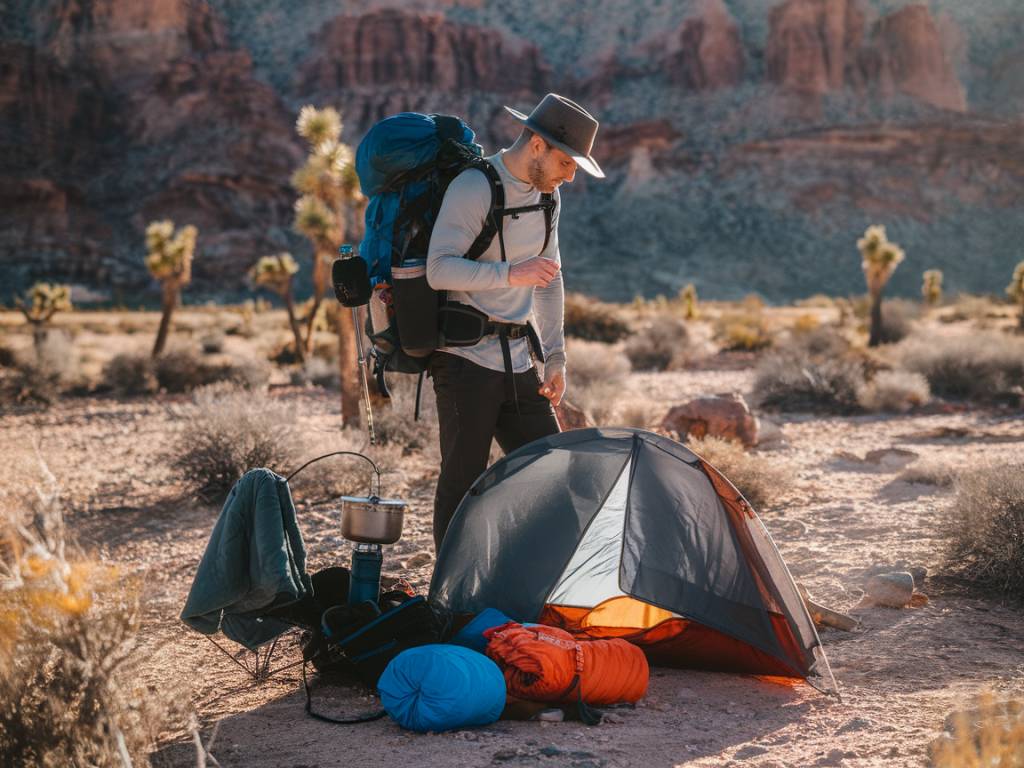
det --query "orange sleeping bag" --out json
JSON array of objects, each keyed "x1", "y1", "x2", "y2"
[{"x1": 483, "y1": 622, "x2": 649, "y2": 706}]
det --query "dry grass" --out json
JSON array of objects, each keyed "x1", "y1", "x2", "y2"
[
  {"x1": 898, "y1": 460, "x2": 959, "y2": 488},
  {"x1": 3, "y1": 331, "x2": 80, "y2": 406},
  {"x1": 155, "y1": 346, "x2": 271, "y2": 394},
  {"x1": 897, "y1": 331, "x2": 1024, "y2": 403},
  {"x1": 0, "y1": 459, "x2": 183, "y2": 766},
  {"x1": 930, "y1": 692, "x2": 1024, "y2": 767},
  {"x1": 857, "y1": 370, "x2": 931, "y2": 413},
  {"x1": 624, "y1": 316, "x2": 691, "y2": 371},
  {"x1": 567, "y1": 338, "x2": 631, "y2": 389},
  {"x1": 944, "y1": 462, "x2": 1024, "y2": 595},
  {"x1": 369, "y1": 375, "x2": 438, "y2": 455},
  {"x1": 564, "y1": 292, "x2": 632, "y2": 343},
  {"x1": 172, "y1": 383, "x2": 299, "y2": 503},
  {"x1": 713, "y1": 297, "x2": 774, "y2": 352},
  {"x1": 685, "y1": 435, "x2": 794, "y2": 510}
]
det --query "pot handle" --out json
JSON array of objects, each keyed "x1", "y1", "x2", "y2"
[{"x1": 285, "y1": 451, "x2": 382, "y2": 496}]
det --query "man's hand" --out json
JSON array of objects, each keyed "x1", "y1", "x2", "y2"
[
  {"x1": 509, "y1": 257, "x2": 559, "y2": 288},
  {"x1": 538, "y1": 367, "x2": 566, "y2": 407}
]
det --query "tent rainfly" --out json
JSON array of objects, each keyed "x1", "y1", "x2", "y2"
[{"x1": 429, "y1": 428, "x2": 837, "y2": 695}]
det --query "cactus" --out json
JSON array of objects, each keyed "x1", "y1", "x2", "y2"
[
  {"x1": 858, "y1": 225, "x2": 905, "y2": 347},
  {"x1": 679, "y1": 283, "x2": 699, "y2": 320},
  {"x1": 16, "y1": 282, "x2": 72, "y2": 353},
  {"x1": 292, "y1": 105, "x2": 363, "y2": 425},
  {"x1": 145, "y1": 220, "x2": 197, "y2": 357},
  {"x1": 921, "y1": 269, "x2": 943, "y2": 306},
  {"x1": 250, "y1": 253, "x2": 305, "y2": 363},
  {"x1": 1007, "y1": 261, "x2": 1024, "y2": 330}
]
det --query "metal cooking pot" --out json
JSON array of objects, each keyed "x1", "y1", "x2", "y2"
[{"x1": 339, "y1": 495, "x2": 407, "y2": 544}]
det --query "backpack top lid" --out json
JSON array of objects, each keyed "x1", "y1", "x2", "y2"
[{"x1": 355, "y1": 112, "x2": 482, "y2": 197}]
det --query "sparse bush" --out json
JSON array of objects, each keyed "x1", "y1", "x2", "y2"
[
  {"x1": 789, "y1": 324, "x2": 851, "y2": 358},
  {"x1": 0, "y1": 463, "x2": 182, "y2": 765},
  {"x1": 291, "y1": 356, "x2": 340, "y2": 388},
  {"x1": 617, "y1": 401, "x2": 657, "y2": 430},
  {"x1": 1007, "y1": 260, "x2": 1024, "y2": 330},
  {"x1": 898, "y1": 461, "x2": 958, "y2": 488},
  {"x1": 872, "y1": 298, "x2": 920, "y2": 345},
  {"x1": 922, "y1": 269, "x2": 943, "y2": 306},
  {"x1": 205, "y1": 356, "x2": 271, "y2": 391},
  {"x1": 624, "y1": 316, "x2": 690, "y2": 371},
  {"x1": 173, "y1": 384, "x2": 298, "y2": 503},
  {"x1": 102, "y1": 351, "x2": 157, "y2": 396},
  {"x1": 567, "y1": 339, "x2": 630, "y2": 389},
  {"x1": 154, "y1": 346, "x2": 207, "y2": 393},
  {"x1": 931, "y1": 692, "x2": 1024, "y2": 767},
  {"x1": 199, "y1": 330, "x2": 226, "y2": 354},
  {"x1": 7, "y1": 331, "x2": 78, "y2": 405},
  {"x1": 940, "y1": 294, "x2": 1000, "y2": 325},
  {"x1": 897, "y1": 332, "x2": 1024, "y2": 402},
  {"x1": 752, "y1": 349, "x2": 864, "y2": 413},
  {"x1": 686, "y1": 435, "x2": 793, "y2": 510},
  {"x1": 574, "y1": 380, "x2": 621, "y2": 425},
  {"x1": 944, "y1": 462, "x2": 1024, "y2": 595},
  {"x1": 857, "y1": 370, "x2": 930, "y2": 413},
  {"x1": 370, "y1": 376, "x2": 437, "y2": 454},
  {"x1": 564, "y1": 292, "x2": 631, "y2": 343},
  {"x1": 714, "y1": 307, "x2": 773, "y2": 351},
  {"x1": 679, "y1": 283, "x2": 699, "y2": 320}
]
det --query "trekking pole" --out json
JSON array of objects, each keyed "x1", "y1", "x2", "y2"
[{"x1": 332, "y1": 244, "x2": 376, "y2": 445}]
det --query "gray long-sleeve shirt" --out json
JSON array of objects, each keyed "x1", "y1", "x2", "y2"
[{"x1": 426, "y1": 150, "x2": 566, "y2": 374}]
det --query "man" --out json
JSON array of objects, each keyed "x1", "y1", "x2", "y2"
[{"x1": 426, "y1": 93, "x2": 605, "y2": 550}]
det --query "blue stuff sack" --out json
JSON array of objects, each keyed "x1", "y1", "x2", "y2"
[
  {"x1": 451, "y1": 607, "x2": 515, "y2": 653},
  {"x1": 378, "y1": 645, "x2": 506, "y2": 732}
]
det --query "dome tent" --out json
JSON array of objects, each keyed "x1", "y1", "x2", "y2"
[{"x1": 429, "y1": 428, "x2": 837, "y2": 694}]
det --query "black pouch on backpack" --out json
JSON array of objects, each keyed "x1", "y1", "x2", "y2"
[{"x1": 318, "y1": 592, "x2": 440, "y2": 687}]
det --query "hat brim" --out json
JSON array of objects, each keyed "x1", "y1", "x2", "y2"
[{"x1": 504, "y1": 105, "x2": 605, "y2": 179}]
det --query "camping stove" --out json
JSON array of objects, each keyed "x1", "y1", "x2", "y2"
[{"x1": 339, "y1": 494, "x2": 408, "y2": 605}]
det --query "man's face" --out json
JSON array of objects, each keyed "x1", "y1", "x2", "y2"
[{"x1": 528, "y1": 137, "x2": 577, "y2": 193}]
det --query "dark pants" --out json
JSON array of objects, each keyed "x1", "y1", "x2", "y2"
[{"x1": 430, "y1": 352, "x2": 559, "y2": 551}]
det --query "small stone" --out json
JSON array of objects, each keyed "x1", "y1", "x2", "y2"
[
  {"x1": 404, "y1": 551, "x2": 432, "y2": 568},
  {"x1": 536, "y1": 709, "x2": 564, "y2": 723},
  {"x1": 835, "y1": 716, "x2": 872, "y2": 734},
  {"x1": 539, "y1": 745, "x2": 563, "y2": 756},
  {"x1": 602, "y1": 712, "x2": 625, "y2": 724},
  {"x1": 493, "y1": 748, "x2": 517, "y2": 761},
  {"x1": 734, "y1": 745, "x2": 769, "y2": 759}
]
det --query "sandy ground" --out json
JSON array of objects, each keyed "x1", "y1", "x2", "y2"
[{"x1": 3, "y1": 311, "x2": 1024, "y2": 768}]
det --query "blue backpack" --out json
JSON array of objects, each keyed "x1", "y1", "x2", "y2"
[{"x1": 355, "y1": 113, "x2": 555, "y2": 405}]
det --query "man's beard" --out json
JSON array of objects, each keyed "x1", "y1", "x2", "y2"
[{"x1": 528, "y1": 158, "x2": 553, "y2": 192}]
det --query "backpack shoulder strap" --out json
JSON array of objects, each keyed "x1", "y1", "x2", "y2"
[
  {"x1": 540, "y1": 191, "x2": 555, "y2": 254},
  {"x1": 464, "y1": 160, "x2": 504, "y2": 262}
]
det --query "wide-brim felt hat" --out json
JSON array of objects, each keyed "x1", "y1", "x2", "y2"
[{"x1": 504, "y1": 93, "x2": 605, "y2": 179}]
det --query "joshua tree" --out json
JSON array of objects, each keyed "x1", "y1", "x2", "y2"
[
  {"x1": 858, "y1": 225, "x2": 905, "y2": 347},
  {"x1": 250, "y1": 253, "x2": 304, "y2": 363},
  {"x1": 921, "y1": 269, "x2": 943, "y2": 306},
  {"x1": 679, "y1": 283, "x2": 699, "y2": 320},
  {"x1": 16, "y1": 282, "x2": 71, "y2": 353},
  {"x1": 1007, "y1": 261, "x2": 1024, "y2": 330},
  {"x1": 145, "y1": 220, "x2": 197, "y2": 357},
  {"x1": 292, "y1": 105, "x2": 365, "y2": 426}
]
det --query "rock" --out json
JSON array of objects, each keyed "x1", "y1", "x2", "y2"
[
  {"x1": 536, "y1": 710, "x2": 564, "y2": 723},
  {"x1": 661, "y1": 392, "x2": 759, "y2": 447},
  {"x1": 734, "y1": 745, "x2": 769, "y2": 760},
  {"x1": 404, "y1": 551, "x2": 433, "y2": 568},
  {"x1": 663, "y1": 0, "x2": 745, "y2": 91},
  {"x1": 862, "y1": 562, "x2": 928, "y2": 589},
  {"x1": 864, "y1": 572, "x2": 915, "y2": 608}
]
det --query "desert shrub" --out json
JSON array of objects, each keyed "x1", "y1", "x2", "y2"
[
  {"x1": 154, "y1": 346, "x2": 207, "y2": 393},
  {"x1": 897, "y1": 332, "x2": 1024, "y2": 402},
  {"x1": 0, "y1": 342, "x2": 16, "y2": 368},
  {"x1": 624, "y1": 316, "x2": 690, "y2": 371},
  {"x1": 944, "y1": 462, "x2": 1024, "y2": 595},
  {"x1": 713, "y1": 306, "x2": 773, "y2": 351},
  {"x1": 788, "y1": 324, "x2": 851, "y2": 358},
  {"x1": 199, "y1": 330, "x2": 226, "y2": 354},
  {"x1": 898, "y1": 461, "x2": 958, "y2": 488},
  {"x1": 931, "y1": 692, "x2": 1024, "y2": 767},
  {"x1": 0, "y1": 465, "x2": 182, "y2": 765},
  {"x1": 564, "y1": 292, "x2": 631, "y2": 343},
  {"x1": 102, "y1": 351, "x2": 157, "y2": 396},
  {"x1": 205, "y1": 356, "x2": 271, "y2": 390},
  {"x1": 291, "y1": 356, "x2": 340, "y2": 389},
  {"x1": 172, "y1": 383, "x2": 298, "y2": 503},
  {"x1": 7, "y1": 331, "x2": 78, "y2": 405},
  {"x1": 574, "y1": 380, "x2": 621, "y2": 425},
  {"x1": 940, "y1": 294, "x2": 1001, "y2": 325},
  {"x1": 857, "y1": 370, "x2": 930, "y2": 413},
  {"x1": 370, "y1": 375, "x2": 437, "y2": 454},
  {"x1": 617, "y1": 401, "x2": 658, "y2": 430},
  {"x1": 872, "y1": 298, "x2": 920, "y2": 345},
  {"x1": 685, "y1": 436, "x2": 793, "y2": 510},
  {"x1": 567, "y1": 339, "x2": 630, "y2": 389},
  {"x1": 752, "y1": 349, "x2": 865, "y2": 413}
]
